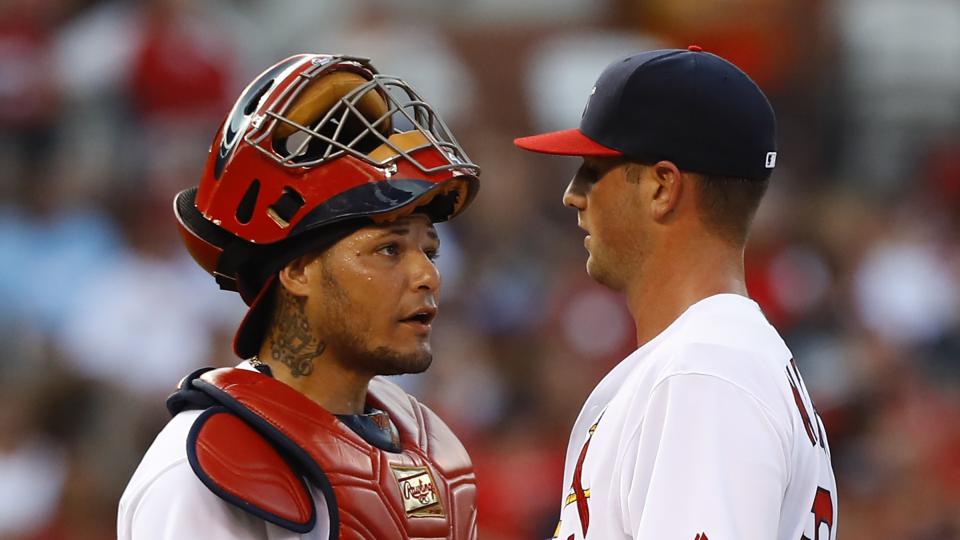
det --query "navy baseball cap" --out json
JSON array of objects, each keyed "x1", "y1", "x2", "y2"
[{"x1": 515, "y1": 46, "x2": 777, "y2": 180}]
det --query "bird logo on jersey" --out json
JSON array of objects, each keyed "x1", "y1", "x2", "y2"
[{"x1": 554, "y1": 413, "x2": 604, "y2": 539}]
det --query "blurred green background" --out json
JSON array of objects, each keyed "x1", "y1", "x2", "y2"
[{"x1": 2, "y1": 0, "x2": 959, "y2": 538}]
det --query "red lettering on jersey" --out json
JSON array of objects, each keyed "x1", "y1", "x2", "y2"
[
  {"x1": 694, "y1": 533, "x2": 709, "y2": 540},
  {"x1": 786, "y1": 360, "x2": 818, "y2": 446}
]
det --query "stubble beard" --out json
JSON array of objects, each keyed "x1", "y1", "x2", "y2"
[
  {"x1": 321, "y1": 269, "x2": 434, "y2": 377},
  {"x1": 323, "y1": 319, "x2": 434, "y2": 376},
  {"x1": 355, "y1": 344, "x2": 433, "y2": 376},
  {"x1": 586, "y1": 248, "x2": 627, "y2": 293}
]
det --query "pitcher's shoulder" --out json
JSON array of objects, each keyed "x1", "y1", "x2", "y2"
[{"x1": 652, "y1": 333, "x2": 793, "y2": 414}]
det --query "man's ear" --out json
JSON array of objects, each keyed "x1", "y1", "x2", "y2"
[
  {"x1": 649, "y1": 160, "x2": 684, "y2": 221},
  {"x1": 276, "y1": 254, "x2": 316, "y2": 297}
]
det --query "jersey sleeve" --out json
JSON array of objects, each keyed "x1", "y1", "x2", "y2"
[
  {"x1": 620, "y1": 372, "x2": 789, "y2": 539},
  {"x1": 119, "y1": 460, "x2": 272, "y2": 540}
]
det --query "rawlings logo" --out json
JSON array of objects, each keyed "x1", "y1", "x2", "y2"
[
  {"x1": 390, "y1": 465, "x2": 445, "y2": 518},
  {"x1": 403, "y1": 476, "x2": 435, "y2": 503}
]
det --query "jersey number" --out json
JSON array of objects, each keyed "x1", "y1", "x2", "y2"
[{"x1": 801, "y1": 487, "x2": 834, "y2": 540}]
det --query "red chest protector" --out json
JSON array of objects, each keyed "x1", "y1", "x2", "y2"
[{"x1": 169, "y1": 367, "x2": 477, "y2": 539}]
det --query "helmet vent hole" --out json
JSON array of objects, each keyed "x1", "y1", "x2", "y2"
[
  {"x1": 236, "y1": 179, "x2": 260, "y2": 224},
  {"x1": 268, "y1": 187, "x2": 305, "y2": 228}
]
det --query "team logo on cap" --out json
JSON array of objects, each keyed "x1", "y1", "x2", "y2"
[
  {"x1": 390, "y1": 464, "x2": 445, "y2": 518},
  {"x1": 765, "y1": 152, "x2": 777, "y2": 168},
  {"x1": 581, "y1": 86, "x2": 598, "y2": 120}
]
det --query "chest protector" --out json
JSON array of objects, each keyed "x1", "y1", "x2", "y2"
[{"x1": 168, "y1": 367, "x2": 477, "y2": 539}]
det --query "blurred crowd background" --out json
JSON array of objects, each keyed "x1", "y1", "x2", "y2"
[{"x1": 2, "y1": 0, "x2": 959, "y2": 538}]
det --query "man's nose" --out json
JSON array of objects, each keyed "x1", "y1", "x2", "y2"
[
  {"x1": 563, "y1": 178, "x2": 587, "y2": 210},
  {"x1": 410, "y1": 252, "x2": 441, "y2": 292}
]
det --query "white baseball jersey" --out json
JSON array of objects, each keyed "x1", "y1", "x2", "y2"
[
  {"x1": 554, "y1": 294, "x2": 837, "y2": 540},
  {"x1": 117, "y1": 361, "x2": 330, "y2": 540}
]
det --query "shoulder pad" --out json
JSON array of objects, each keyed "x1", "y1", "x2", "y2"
[
  {"x1": 166, "y1": 367, "x2": 216, "y2": 416},
  {"x1": 187, "y1": 406, "x2": 316, "y2": 533}
]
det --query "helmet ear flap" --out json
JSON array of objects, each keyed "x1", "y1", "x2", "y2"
[
  {"x1": 174, "y1": 187, "x2": 241, "y2": 291},
  {"x1": 273, "y1": 71, "x2": 392, "y2": 160}
]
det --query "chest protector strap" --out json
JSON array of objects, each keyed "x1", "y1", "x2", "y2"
[{"x1": 170, "y1": 367, "x2": 477, "y2": 539}]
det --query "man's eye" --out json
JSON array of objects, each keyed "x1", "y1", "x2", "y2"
[
  {"x1": 425, "y1": 248, "x2": 440, "y2": 261},
  {"x1": 576, "y1": 166, "x2": 600, "y2": 183},
  {"x1": 378, "y1": 243, "x2": 400, "y2": 256}
]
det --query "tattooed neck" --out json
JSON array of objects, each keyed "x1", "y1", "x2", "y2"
[{"x1": 267, "y1": 288, "x2": 326, "y2": 378}]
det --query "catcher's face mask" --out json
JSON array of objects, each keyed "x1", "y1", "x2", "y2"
[{"x1": 175, "y1": 53, "x2": 478, "y2": 294}]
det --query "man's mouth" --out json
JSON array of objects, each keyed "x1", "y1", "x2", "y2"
[
  {"x1": 580, "y1": 226, "x2": 591, "y2": 248},
  {"x1": 399, "y1": 307, "x2": 437, "y2": 327}
]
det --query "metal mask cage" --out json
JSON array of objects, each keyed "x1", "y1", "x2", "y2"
[{"x1": 244, "y1": 58, "x2": 479, "y2": 178}]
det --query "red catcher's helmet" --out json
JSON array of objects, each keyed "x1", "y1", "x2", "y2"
[{"x1": 174, "y1": 54, "x2": 479, "y2": 357}]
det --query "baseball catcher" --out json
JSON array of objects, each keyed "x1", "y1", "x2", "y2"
[{"x1": 118, "y1": 53, "x2": 480, "y2": 540}]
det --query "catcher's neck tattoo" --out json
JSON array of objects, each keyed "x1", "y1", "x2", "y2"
[{"x1": 268, "y1": 288, "x2": 325, "y2": 378}]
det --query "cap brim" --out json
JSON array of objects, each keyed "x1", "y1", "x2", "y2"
[{"x1": 513, "y1": 128, "x2": 623, "y2": 157}]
